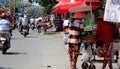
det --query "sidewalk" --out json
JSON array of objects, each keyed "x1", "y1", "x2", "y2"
[{"x1": 44, "y1": 29, "x2": 119, "y2": 69}]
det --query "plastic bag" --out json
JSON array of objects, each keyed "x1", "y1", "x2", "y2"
[
  {"x1": 63, "y1": 33, "x2": 69, "y2": 45},
  {"x1": 80, "y1": 42, "x2": 85, "y2": 54},
  {"x1": 80, "y1": 42, "x2": 92, "y2": 62}
]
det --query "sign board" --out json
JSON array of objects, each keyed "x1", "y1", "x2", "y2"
[
  {"x1": 104, "y1": 0, "x2": 120, "y2": 22},
  {"x1": 113, "y1": 42, "x2": 120, "y2": 51}
]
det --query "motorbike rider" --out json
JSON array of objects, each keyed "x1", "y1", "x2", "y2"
[
  {"x1": 21, "y1": 15, "x2": 29, "y2": 34},
  {"x1": 30, "y1": 16, "x2": 35, "y2": 24},
  {"x1": 0, "y1": 13, "x2": 11, "y2": 53},
  {"x1": 18, "y1": 13, "x2": 24, "y2": 31},
  {"x1": 30, "y1": 16, "x2": 35, "y2": 29}
]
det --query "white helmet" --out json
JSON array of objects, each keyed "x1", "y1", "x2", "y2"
[{"x1": 24, "y1": 15, "x2": 27, "y2": 18}]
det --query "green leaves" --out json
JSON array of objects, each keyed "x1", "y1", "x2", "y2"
[{"x1": 37, "y1": 0, "x2": 57, "y2": 14}]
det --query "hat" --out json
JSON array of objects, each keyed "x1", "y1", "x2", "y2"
[
  {"x1": 73, "y1": 12, "x2": 86, "y2": 19},
  {"x1": 0, "y1": 13, "x2": 7, "y2": 18}
]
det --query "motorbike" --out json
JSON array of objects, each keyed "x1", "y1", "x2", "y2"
[
  {"x1": 54, "y1": 19, "x2": 63, "y2": 32},
  {"x1": 37, "y1": 22, "x2": 47, "y2": 35},
  {"x1": 21, "y1": 24, "x2": 29, "y2": 37},
  {"x1": 0, "y1": 33, "x2": 10, "y2": 54},
  {"x1": 30, "y1": 23, "x2": 35, "y2": 30}
]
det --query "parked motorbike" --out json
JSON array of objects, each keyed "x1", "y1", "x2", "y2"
[
  {"x1": 21, "y1": 24, "x2": 29, "y2": 37},
  {"x1": 37, "y1": 22, "x2": 47, "y2": 34},
  {"x1": 54, "y1": 18, "x2": 63, "y2": 32},
  {"x1": 0, "y1": 33, "x2": 10, "y2": 54}
]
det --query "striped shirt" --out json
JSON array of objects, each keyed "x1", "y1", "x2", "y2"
[{"x1": 68, "y1": 19, "x2": 84, "y2": 44}]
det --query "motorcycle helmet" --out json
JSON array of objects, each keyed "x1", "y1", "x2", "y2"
[
  {"x1": 31, "y1": 16, "x2": 34, "y2": 18},
  {"x1": 24, "y1": 15, "x2": 27, "y2": 18},
  {"x1": 1, "y1": 13, "x2": 7, "y2": 19},
  {"x1": 19, "y1": 13, "x2": 24, "y2": 17},
  {"x1": 81, "y1": 62, "x2": 88, "y2": 69}
]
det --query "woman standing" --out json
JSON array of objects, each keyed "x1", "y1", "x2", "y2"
[
  {"x1": 95, "y1": 14, "x2": 115, "y2": 69},
  {"x1": 68, "y1": 12, "x2": 85, "y2": 69},
  {"x1": 63, "y1": 17, "x2": 70, "y2": 45}
]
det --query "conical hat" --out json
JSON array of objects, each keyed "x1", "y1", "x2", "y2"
[{"x1": 73, "y1": 12, "x2": 86, "y2": 19}]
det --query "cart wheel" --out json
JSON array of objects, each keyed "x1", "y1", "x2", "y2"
[
  {"x1": 88, "y1": 63, "x2": 96, "y2": 69},
  {"x1": 115, "y1": 51, "x2": 119, "y2": 62},
  {"x1": 81, "y1": 62, "x2": 88, "y2": 69}
]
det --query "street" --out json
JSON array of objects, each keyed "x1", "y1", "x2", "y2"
[{"x1": 0, "y1": 29, "x2": 119, "y2": 69}]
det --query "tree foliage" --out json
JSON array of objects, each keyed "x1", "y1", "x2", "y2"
[
  {"x1": 37, "y1": 0, "x2": 57, "y2": 14},
  {"x1": 26, "y1": 6, "x2": 35, "y2": 15}
]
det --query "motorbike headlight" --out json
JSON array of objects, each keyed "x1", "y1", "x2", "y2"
[
  {"x1": 1, "y1": 41, "x2": 5, "y2": 44},
  {"x1": 0, "y1": 37, "x2": 6, "y2": 44},
  {"x1": 0, "y1": 37, "x2": 6, "y2": 41}
]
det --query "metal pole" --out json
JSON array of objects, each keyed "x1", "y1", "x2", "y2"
[
  {"x1": 89, "y1": 1, "x2": 96, "y2": 61},
  {"x1": 90, "y1": 2, "x2": 93, "y2": 26}
]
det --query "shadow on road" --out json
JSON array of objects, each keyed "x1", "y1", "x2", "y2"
[
  {"x1": 11, "y1": 37, "x2": 23, "y2": 40},
  {"x1": 3, "y1": 52, "x2": 27, "y2": 55},
  {"x1": 0, "y1": 67, "x2": 12, "y2": 69},
  {"x1": 45, "y1": 31, "x2": 61, "y2": 35},
  {"x1": 25, "y1": 36, "x2": 38, "y2": 38}
]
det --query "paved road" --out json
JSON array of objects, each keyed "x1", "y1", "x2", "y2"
[{"x1": 0, "y1": 29, "x2": 119, "y2": 69}]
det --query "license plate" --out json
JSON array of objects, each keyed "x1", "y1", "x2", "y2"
[{"x1": 23, "y1": 29, "x2": 27, "y2": 32}]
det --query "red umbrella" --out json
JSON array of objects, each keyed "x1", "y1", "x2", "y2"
[
  {"x1": 52, "y1": 7, "x2": 68, "y2": 14},
  {"x1": 69, "y1": 1, "x2": 102, "y2": 13},
  {"x1": 56, "y1": 0, "x2": 70, "y2": 2},
  {"x1": 52, "y1": 1, "x2": 83, "y2": 14},
  {"x1": 56, "y1": 0, "x2": 83, "y2": 2}
]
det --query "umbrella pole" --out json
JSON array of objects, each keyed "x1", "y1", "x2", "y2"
[
  {"x1": 90, "y1": 1, "x2": 96, "y2": 61},
  {"x1": 90, "y1": 1, "x2": 93, "y2": 30}
]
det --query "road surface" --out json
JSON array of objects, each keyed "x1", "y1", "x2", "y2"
[{"x1": 0, "y1": 29, "x2": 119, "y2": 69}]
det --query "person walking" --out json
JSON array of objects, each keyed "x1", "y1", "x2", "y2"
[
  {"x1": 95, "y1": 14, "x2": 115, "y2": 69},
  {"x1": 63, "y1": 17, "x2": 70, "y2": 45},
  {"x1": 67, "y1": 12, "x2": 85, "y2": 69}
]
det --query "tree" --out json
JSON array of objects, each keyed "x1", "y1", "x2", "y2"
[
  {"x1": 26, "y1": 6, "x2": 35, "y2": 15},
  {"x1": 28, "y1": 0, "x2": 33, "y2": 4},
  {"x1": 37, "y1": 0, "x2": 57, "y2": 14}
]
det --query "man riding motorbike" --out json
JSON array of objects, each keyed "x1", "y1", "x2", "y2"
[
  {"x1": 21, "y1": 15, "x2": 29, "y2": 34},
  {"x1": 30, "y1": 16, "x2": 35, "y2": 30},
  {"x1": 18, "y1": 13, "x2": 23, "y2": 31},
  {"x1": 0, "y1": 13, "x2": 11, "y2": 54}
]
